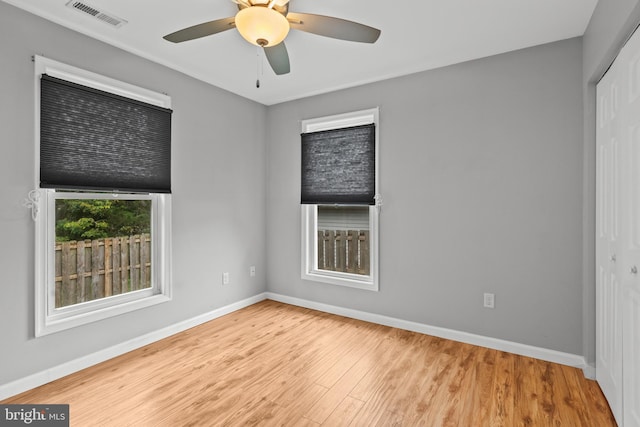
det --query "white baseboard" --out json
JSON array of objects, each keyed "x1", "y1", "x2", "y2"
[
  {"x1": 265, "y1": 292, "x2": 591, "y2": 374},
  {"x1": 582, "y1": 364, "x2": 596, "y2": 380},
  {"x1": 0, "y1": 293, "x2": 268, "y2": 401},
  {"x1": 2, "y1": 291, "x2": 593, "y2": 401}
]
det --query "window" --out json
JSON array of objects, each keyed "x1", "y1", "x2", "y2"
[
  {"x1": 300, "y1": 108, "x2": 380, "y2": 291},
  {"x1": 34, "y1": 56, "x2": 172, "y2": 336}
]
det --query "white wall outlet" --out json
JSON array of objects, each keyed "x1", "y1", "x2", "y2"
[
  {"x1": 250, "y1": 266, "x2": 256, "y2": 277},
  {"x1": 222, "y1": 272, "x2": 230, "y2": 285},
  {"x1": 483, "y1": 293, "x2": 495, "y2": 309}
]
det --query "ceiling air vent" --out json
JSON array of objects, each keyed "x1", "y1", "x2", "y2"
[{"x1": 65, "y1": 1, "x2": 128, "y2": 28}]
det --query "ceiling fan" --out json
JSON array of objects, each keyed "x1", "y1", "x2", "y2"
[{"x1": 163, "y1": 0, "x2": 381, "y2": 76}]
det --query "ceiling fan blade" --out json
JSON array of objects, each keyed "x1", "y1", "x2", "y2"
[
  {"x1": 264, "y1": 42, "x2": 290, "y2": 75},
  {"x1": 163, "y1": 17, "x2": 236, "y2": 43},
  {"x1": 287, "y1": 12, "x2": 380, "y2": 43}
]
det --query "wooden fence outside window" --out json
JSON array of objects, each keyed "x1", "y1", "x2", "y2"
[
  {"x1": 55, "y1": 234, "x2": 151, "y2": 308},
  {"x1": 317, "y1": 230, "x2": 370, "y2": 276}
]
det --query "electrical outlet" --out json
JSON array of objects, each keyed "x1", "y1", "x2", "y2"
[
  {"x1": 222, "y1": 272, "x2": 230, "y2": 285},
  {"x1": 483, "y1": 293, "x2": 495, "y2": 309},
  {"x1": 250, "y1": 266, "x2": 256, "y2": 277}
]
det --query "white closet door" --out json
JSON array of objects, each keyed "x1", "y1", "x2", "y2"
[
  {"x1": 596, "y1": 58, "x2": 624, "y2": 425},
  {"x1": 621, "y1": 26, "x2": 640, "y2": 427},
  {"x1": 597, "y1": 24, "x2": 640, "y2": 427}
]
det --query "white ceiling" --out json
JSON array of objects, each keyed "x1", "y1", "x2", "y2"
[{"x1": 3, "y1": 0, "x2": 598, "y2": 105}]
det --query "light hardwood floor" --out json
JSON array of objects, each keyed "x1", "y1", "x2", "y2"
[{"x1": 3, "y1": 300, "x2": 616, "y2": 426}]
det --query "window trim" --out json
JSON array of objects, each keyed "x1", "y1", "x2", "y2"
[
  {"x1": 34, "y1": 56, "x2": 172, "y2": 336},
  {"x1": 300, "y1": 108, "x2": 380, "y2": 291}
]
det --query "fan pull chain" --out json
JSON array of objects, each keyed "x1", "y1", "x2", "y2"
[{"x1": 256, "y1": 46, "x2": 263, "y2": 88}]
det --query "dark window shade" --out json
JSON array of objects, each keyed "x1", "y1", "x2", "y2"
[
  {"x1": 40, "y1": 74, "x2": 172, "y2": 193},
  {"x1": 301, "y1": 123, "x2": 375, "y2": 205}
]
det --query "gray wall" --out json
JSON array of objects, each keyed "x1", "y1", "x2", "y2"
[
  {"x1": 581, "y1": 0, "x2": 640, "y2": 365},
  {"x1": 266, "y1": 38, "x2": 585, "y2": 355},
  {"x1": 0, "y1": 1, "x2": 267, "y2": 385}
]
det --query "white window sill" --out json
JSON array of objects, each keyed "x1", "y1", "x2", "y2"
[
  {"x1": 38, "y1": 293, "x2": 171, "y2": 337},
  {"x1": 302, "y1": 269, "x2": 378, "y2": 291}
]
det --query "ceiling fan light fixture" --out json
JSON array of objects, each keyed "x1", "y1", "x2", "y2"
[{"x1": 235, "y1": 6, "x2": 290, "y2": 47}]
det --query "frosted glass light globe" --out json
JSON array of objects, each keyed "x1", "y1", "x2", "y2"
[{"x1": 235, "y1": 6, "x2": 290, "y2": 47}]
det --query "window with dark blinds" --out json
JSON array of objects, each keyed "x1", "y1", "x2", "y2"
[
  {"x1": 40, "y1": 74, "x2": 172, "y2": 193},
  {"x1": 301, "y1": 123, "x2": 375, "y2": 205}
]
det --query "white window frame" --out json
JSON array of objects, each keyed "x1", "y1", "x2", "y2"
[
  {"x1": 300, "y1": 108, "x2": 380, "y2": 291},
  {"x1": 34, "y1": 56, "x2": 172, "y2": 336}
]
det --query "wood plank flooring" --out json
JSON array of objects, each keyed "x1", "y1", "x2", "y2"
[{"x1": 2, "y1": 300, "x2": 616, "y2": 426}]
